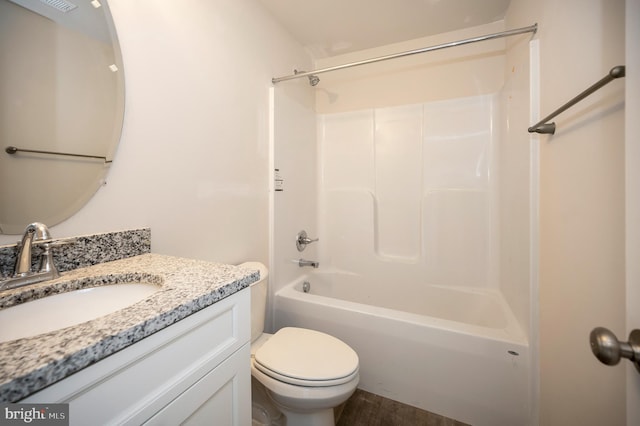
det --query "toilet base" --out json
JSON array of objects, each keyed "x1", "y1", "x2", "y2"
[
  {"x1": 251, "y1": 377, "x2": 286, "y2": 426},
  {"x1": 251, "y1": 366, "x2": 357, "y2": 426},
  {"x1": 278, "y1": 407, "x2": 334, "y2": 426}
]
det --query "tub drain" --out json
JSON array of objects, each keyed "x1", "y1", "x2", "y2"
[{"x1": 302, "y1": 281, "x2": 311, "y2": 293}]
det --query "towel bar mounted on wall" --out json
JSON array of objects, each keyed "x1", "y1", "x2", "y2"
[
  {"x1": 528, "y1": 65, "x2": 626, "y2": 135},
  {"x1": 5, "y1": 146, "x2": 111, "y2": 163}
]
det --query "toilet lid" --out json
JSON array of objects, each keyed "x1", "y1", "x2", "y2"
[{"x1": 254, "y1": 327, "x2": 359, "y2": 386}]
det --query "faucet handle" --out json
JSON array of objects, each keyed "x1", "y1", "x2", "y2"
[
  {"x1": 296, "y1": 230, "x2": 319, "y2": 252},
  {"x1": 36, "y1": 238, "x2": 75, "y2": 277},
  {"x1": 34, "y1": 237, "x2": 76, "y2": 248},
  {"x1": 37, "y1": 243, "x2": 59, "y2": 278}
]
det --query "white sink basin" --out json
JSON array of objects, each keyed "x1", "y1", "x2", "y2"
[{"x1": 0, "y1": 283, "x2": 160, "y2": 343}]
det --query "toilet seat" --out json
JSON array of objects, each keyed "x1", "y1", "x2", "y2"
[{"x1": 253, "y1": 327, "x2": 359, "y2": 387}]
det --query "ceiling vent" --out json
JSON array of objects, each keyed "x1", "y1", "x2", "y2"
[{"x1": 38, "y1": 0, "x2": 77, "y2": 12}]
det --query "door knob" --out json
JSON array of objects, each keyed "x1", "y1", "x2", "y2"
[{"x1": 589, "y1": 327, "x2": 640, "y2": 373}]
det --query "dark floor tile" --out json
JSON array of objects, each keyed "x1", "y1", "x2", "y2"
[{"x1": 336, "y1": 389, "x2": 470, "y2": 426}]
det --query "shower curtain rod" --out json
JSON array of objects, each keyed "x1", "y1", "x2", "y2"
[{"x1": 272, "y1": 23, "x2": 538, "y2": 85}]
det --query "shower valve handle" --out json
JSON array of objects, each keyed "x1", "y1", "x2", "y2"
[{"x1": 296, "y1": 230, "x2": 318, "y2": 252}]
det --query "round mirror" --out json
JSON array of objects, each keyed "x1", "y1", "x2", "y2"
[{"x1": 0, "y1": 0, "x2": 124, "y2": 234}]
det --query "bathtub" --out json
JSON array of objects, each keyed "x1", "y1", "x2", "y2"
[{"x1": 273, "y1": 271, "x2": 530, "y2": 426}]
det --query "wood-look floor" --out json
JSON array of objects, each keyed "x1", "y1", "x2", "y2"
[{"x1": 335, "y1": 389, "x2": 470, "y2": 426}]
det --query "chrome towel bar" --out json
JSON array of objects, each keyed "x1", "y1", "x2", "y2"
[{"x1": 528, "y1": 65, "x2": 625, "y2": 135}]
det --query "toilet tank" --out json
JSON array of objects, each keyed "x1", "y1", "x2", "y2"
[{"x1": 238, "y1": 261, "x2": 268, "y2": 343}]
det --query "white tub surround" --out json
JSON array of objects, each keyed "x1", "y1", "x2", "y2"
[
  {"x1": 0, "y1": 253, "x2": 259, "y2": 402},
  {"x1": 271, "y1": 27, "x2": 537, "y2": 425},
  {"x1": 317, "y1": 96, "x2": 499, "y2": 291}
]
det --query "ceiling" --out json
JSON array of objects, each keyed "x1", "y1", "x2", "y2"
[
  {"x1": 8, "y1": 0, "x2": 111, "y2": 42},
  {"x1": 257, "y1": 0, "x2": 512, "y2": 58}
]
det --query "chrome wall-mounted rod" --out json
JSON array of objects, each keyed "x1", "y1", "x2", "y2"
[
  {"x1": 5, "y1": 146, "x2": 111, "y2": 163},
  {"x1": 272, "y1": 24, "x2": 538, "y2": 85},
  {"x1": 528, "y1": 65, "x2": 626, "y2": 135}
]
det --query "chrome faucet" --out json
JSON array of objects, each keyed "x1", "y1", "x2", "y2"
[
  {"x1": 13, "y1": 222, "x2": 52, "y2": 277},
  {"x1": 298, "y1": 259, "x2": 319, "y2": 268},
  {"x1": 1, "y1": 222, "x2": 72, "y2": 291}
]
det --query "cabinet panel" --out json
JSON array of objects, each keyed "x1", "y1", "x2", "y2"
[{"x1": 145, "y1": 343, "x2": 251, "y2": 426}]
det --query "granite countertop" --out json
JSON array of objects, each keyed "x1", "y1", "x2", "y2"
[{"x1": 0, "y1": 253, "x2": 259, "y2": 402}]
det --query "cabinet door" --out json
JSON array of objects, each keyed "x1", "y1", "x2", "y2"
[{"x1": 144, "y1": 343, "x2": 251, "y2": 426}]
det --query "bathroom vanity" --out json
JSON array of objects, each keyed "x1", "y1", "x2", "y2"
[{"x1": 0, "y1": 252, "x2": 257, "y2": 425}]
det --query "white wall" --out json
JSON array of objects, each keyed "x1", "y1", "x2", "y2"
[
  {"x1": 270, "y1": 83, "x2": 318, "y2": 328},
  {"x1": 626, "y1": 1, "x2": 640, "y2": 423},
  {"x1": 0, "y1": 0, "x2": 312, "y2": 267},
  {"x1": 314, "y1": 21, "x2": 507, "y2": 113},
  {"x1": 506, "y1": 0, "x2": 627, "y2": 424}
]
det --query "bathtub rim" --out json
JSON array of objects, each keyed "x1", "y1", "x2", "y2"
[{"x1": 275, "y1": 273, "x2": 529, "y2": 347}]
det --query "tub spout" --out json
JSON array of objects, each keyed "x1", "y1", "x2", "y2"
[{"x1": 298, "y1": 259, "x2": 319, "y2": 268}]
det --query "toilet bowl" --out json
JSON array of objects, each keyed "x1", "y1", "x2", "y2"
[{"x1": 240, "y1": 262, "x2": 359, "y2": 426}]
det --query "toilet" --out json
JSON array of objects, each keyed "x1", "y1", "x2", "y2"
[{"x1": 240, "y1": 262, "x2": 359, "y2": 426}]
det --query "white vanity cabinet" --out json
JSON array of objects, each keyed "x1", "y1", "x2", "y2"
[{"x1": 23, "y1": 288, "x2": 251, "y2": 426}]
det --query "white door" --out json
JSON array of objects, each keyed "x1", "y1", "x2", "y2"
[
  {"x1": 625, "y1": 1, "x2": 640, "y2": 424},
  {"x1": 590, "y1": 3, "x2": 640, "y2": 424}
]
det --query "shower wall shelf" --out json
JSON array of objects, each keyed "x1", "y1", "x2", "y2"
[
  {"x1": 5, "y1": 146, "x2": 111, "y2": 163},
  {"x1": 528, "y1": 65, "x2": 626, "y2": 135}
]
